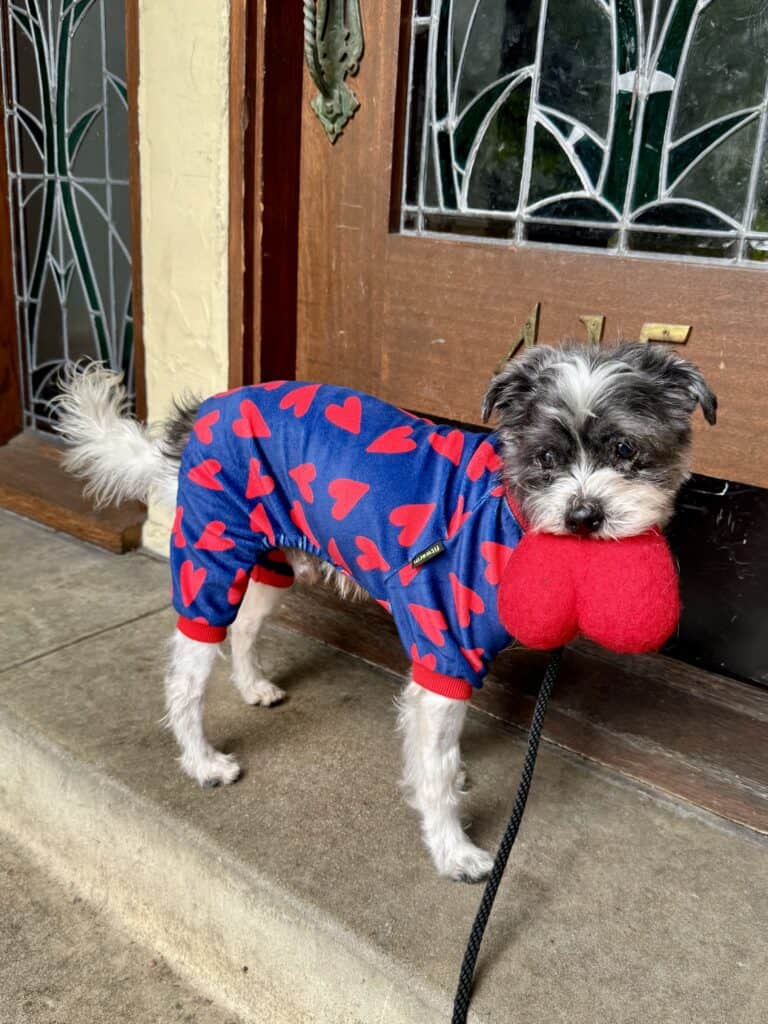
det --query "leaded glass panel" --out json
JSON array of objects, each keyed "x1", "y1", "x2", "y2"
[
  {"x1": 1, "y1": 0, "x2": 133, "y2": 431},
  {"x1": 400, "y1": 0, "x2": 768, "y2": 265}
]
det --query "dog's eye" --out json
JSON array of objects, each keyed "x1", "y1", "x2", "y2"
[
  {"x1": 615, "y1": 439, "x2": 637, "y2": 460},
  {"x1": 538, "y1": 449, "x2": 556, "y2": 469}
]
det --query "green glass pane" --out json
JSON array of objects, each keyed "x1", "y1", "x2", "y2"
[
  {"x1": 404, "y1": 26, "x2": 429, "y2": 205},
  {"x1": 628, "y1": 231, "x2": 737, "y2": 259},
  {"x1": 750, "y1": 131, "x2": 768, "y2": 233},
  {"x1": 670, "y1": 120, "x2": 757, "y2": 222},
  {"x1": 465, "y1": 78, "x2": 531, "y2": 211},
  {"x1": 673, "y1": 0, "x2": 768, "y2": 141},
  {"x1": 538, "y1": 0, "x2": 611, "y2": 137},
  {"x1": 454, "y1": 0, "x2": 540, "y2": 115},
  {"x1": 527, "y1": 123, "x2": 582, "y2": 207}
]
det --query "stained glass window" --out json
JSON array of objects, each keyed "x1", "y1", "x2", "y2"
[
  {"x1": 0, "y1": 0, "x2": 132, "y2": 431},
  {"x1": 400, "y1": 1, "x2": 768, "y2": 264}
]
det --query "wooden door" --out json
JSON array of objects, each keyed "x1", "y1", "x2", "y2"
[{"x1": 296, "y1": 1, "x2": 768, "y2": 488}]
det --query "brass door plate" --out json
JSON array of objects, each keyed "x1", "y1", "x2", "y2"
[{"x1": 638, "y1": 323, "x2": 692, "y2": 344}]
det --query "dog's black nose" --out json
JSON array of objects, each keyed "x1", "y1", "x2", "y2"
[{"x1": 566, "y1": 502, "x2": 604, "y2": 535}]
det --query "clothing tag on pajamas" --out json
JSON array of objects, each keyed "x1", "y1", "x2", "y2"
[{"x1": 411, "y1": 540, "x2": 445, "y2": 568}]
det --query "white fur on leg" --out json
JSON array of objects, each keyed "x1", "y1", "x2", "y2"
[
  {"x1": 230, "y1": 580, "x2": 286, "y2": 706},
  {"x1": 164, "y1": 632, "x2": 241, "y2": 787},
  {"x1": 397, "y1": 680, "x2": 493, "y2": 882}
]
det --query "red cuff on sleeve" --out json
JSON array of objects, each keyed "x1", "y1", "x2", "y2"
[
  {"x1": 411, "y1": 662, "x2": 473, "y2": 700},
  {"x1": 176, "y1": 616, "x2": 228, "y2": 644},
  {"x1": 250, "y1": 566, "x2": 295, "y2": 589}
]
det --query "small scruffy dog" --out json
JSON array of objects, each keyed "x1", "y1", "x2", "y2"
[{"x1": 55, "y1": 343, "x2": 716, "y2": 881}]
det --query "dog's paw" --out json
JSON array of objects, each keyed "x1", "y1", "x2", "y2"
[
  {"x1": 183, "y1": 750, "x2": 242, "y2": 788},
  {"x1": 436, "y1": 842, "x2": 494, "y2": 884},
  {"x1": 236, "y1": 677, "x2": 286, "y2": 707}
]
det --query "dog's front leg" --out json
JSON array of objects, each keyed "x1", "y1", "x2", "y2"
[
  {"x1": 398, "y1": 681, "x2": 493, "y2": 882},
  {"x1": 164, "y1": 632, "x2": 241, "y2": 787}
]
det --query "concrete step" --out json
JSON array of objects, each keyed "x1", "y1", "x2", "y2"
[
  {"x1": 0, "y1": 833, "x2": 239, "y2": 1024},
  {"x1": 1, "y1": 510, "x2": 767, "y2": 1023}
]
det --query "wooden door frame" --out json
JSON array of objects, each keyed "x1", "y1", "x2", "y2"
[{"x1": 228, "y1": 0, "x2": 304, "y2": 390}]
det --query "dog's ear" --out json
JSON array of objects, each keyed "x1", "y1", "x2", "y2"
[
  {"x1": 614, "y1": 343, "x2": 717, "y2": 426},
  {"x1": 482, "y1": 346, "x2": 560, "y2": 425}
]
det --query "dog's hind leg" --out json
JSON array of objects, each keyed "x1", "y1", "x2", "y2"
[
  {"x1": 164, "y1": 632, "x2": 241, "y2": 787},
  {"x1": 398, "y1": 681, "x2": 493, "y2": 882},
  {"x1": 230, "y1": 580, "x2": 286, "y2": 706}
]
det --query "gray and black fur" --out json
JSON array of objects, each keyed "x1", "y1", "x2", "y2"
[{"x1": 482, "y1": 341, "x2": 717, "y2": 539}]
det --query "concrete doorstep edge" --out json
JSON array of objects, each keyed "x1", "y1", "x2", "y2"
[{"x1": 0, "y1": 704, "x2": 455, "y2": 1024}]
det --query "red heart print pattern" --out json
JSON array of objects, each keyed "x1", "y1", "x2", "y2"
[
  {"x1": 194, "y1": 520, "x2": 236, "y2": 552},
  {"x1": 480, "y1": 540, "x2": 518, "y2": 585},
  {"x1": 290, "y1": 501, "x2": 321, "y2": 547},
  {"x1": 389, "y1": 503, "x2": 435, "y2": 547},
  {"x1": 193, "y1": 409, "x2": 220, "y2": 444},
  {"x1": 449, "y1": 572, "x2": 485, "y2": 628},
  {"x1": 355, "y1": 535, "x2": 390, "y2": 572},
  {"x1": 259, "y1": 380, "x2": 286, "y2": 390},
  {"x1": 446, "y1": 496, "x2": 471, "y2": 539},
  {"x1": 398, "y1": 563, "x2": 421, "y2": 587},
  {"x1": 376, "y1": 599, "x2": 392, "y2": 613},
  {"x1": 467, "y1": 440, "x2": 502, "y2": 482},
  {"x1": 171, "y1": 506, "x2": 186, "y2": 548},
  {"x1": 328, "y1": 478, "x2": 370, "y2": 520},
  {"x1": 408, "y1": 603, "x2": 449, "y2": 647},
  {"x1": 327, "y1": 537, "x2": 353, "y2": 576},
  {"x1": 279, "y1": 383, "x2": 320, "y2": 417},
  {"x1": 288, "y1": 463, "x2": 316, "y2": 503},
  {"x1": 187, "y1": 458, "x2": 224, "y2": 491},
  {"x1": 410, "y1": 643, "x2": 437, "y2": 671},
  {"x1": 249, "y1": 503, "x2": 275, "y2": 545},
  {"x1": 227, "y1": 568, "x2": 250, "y2": 605},
  {"x1": 460, "y1": 647, "x2": 484, "y2": 672},
  {"x1": 179, "y1": 560, "x2": 206, "y2": 607},
  {"x1": 232, "y1": 399, "x2": 271, "y2": 438},
  {"x1": 245, "y1": 458, "x2": 275, "y2": 498},
  {"x1": 366, "y1": 425, "x2": 417, "y2": 454},
  {"x1": 428, "y1": 430, "x2": 464, "y2": 465},
  {"x1": 325, "y1": 395, "x2": 362, "y2": 434}
]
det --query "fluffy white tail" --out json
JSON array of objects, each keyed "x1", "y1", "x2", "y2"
[{"x1": 53, "y1": 363, "x2": 178, "y2": 507}]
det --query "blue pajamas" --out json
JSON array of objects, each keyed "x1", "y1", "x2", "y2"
[{"x1": 171, "y1": 382, "x2": 524, "y2": 699}]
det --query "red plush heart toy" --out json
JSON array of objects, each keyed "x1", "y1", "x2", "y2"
[{"x1": 497, "y1": 528, "x2": 680, "y2": 654}]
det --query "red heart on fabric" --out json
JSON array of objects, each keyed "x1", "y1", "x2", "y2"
[
  {"x1": 193, "y1": 409, "x2": 220, "y2": 444},
  {"x1": 408, "y1": 603, "x2": 449, "y2": 647},
  {"x1": 179, "y1": 560, "x2": 206, "y2": 607},
  {"x1": 227, "y1": 568, "x2": 249, "y2": 605},
  {"x1": 479, "y1": 540, "x2": 518, "y2": 585},
  {"x1": 389, "y1": 503, "x2": 435, "y2": 547},
  {"x1": 449, "y1": 573, "x2": 485, "y2": 628},
  {"x1": 279, "y1": 384, "x2": 320, "y2": 417},
  {"x1": 290, "y1": 501, "x2": 320, "y2": 547},
  {"x1": 446, "y1": 496, "x2": 471, "y2": 539},
  {"x1": 355, "y1": 535, "x2": 390, "y2": 572},
  {"x1": 249, "y1": 503, "x2": 275, "y2": 545},
  {"x1": 232, "y1": 399, "x2": 271, "y2": 438},
  {"x1": 288, "y1": 462, "x2": 316, "y2": 503},
  {"x1": 376, "y1": 599, "x2": 392, "y2": 613},
  {"x1": 410, "y1": 643, "x2": 437, "y2": 671},
  {"x1": 428, "y1": 429, "x2": 464, "y2": 465},
  {"x1": 194, "y1": 520, "x2": 236, "y2": 552},
  {"x1": 260, "y1": 380, "x2": 286, "y2": 391},
  {"x1": 328, "y1": 478, "x2": 369, "y2": 520},
  {"x1": 366, "y1": 425, "x2": 417, "y2": 454},
  {"x1": 171, "y1": 506, "x2": 186, "y2": 548},
  {"x1": 497, "y1": 530, "x2": 680, "y2": 653},
  {"x1": 327, "y1": 537, "x2": 353, "y2": 576},
  {"x1": 460, "y1": 647, "x2": 485, "y2": 672},
  {"x1": 466, "y1": 440, "x2": 502, "y2": 481},
  {"x1": 245, "y1": 458, "x2": 275, "y2": 498},
  {"x1": 187, "y1": 458, "x2": 224, "y2": 491},
  {"x1": 325, "y1": 395, "x2": 362, "y2": 434},
  {"x1": 398, "y1": 562, "x2": 421, "y2": 587}
]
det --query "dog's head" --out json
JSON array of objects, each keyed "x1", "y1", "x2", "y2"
[{"x1": 482, "y1": 342, "x2": 717, "y2": 539}]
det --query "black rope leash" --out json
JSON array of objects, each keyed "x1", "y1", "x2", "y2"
[{"x1": 451, "y1": 646, "x2": 563, "y2": 1024}]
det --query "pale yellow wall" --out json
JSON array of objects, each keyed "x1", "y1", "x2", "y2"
[{"x1": 138, "y1": 1, "x2": 231, "y2": 555}]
